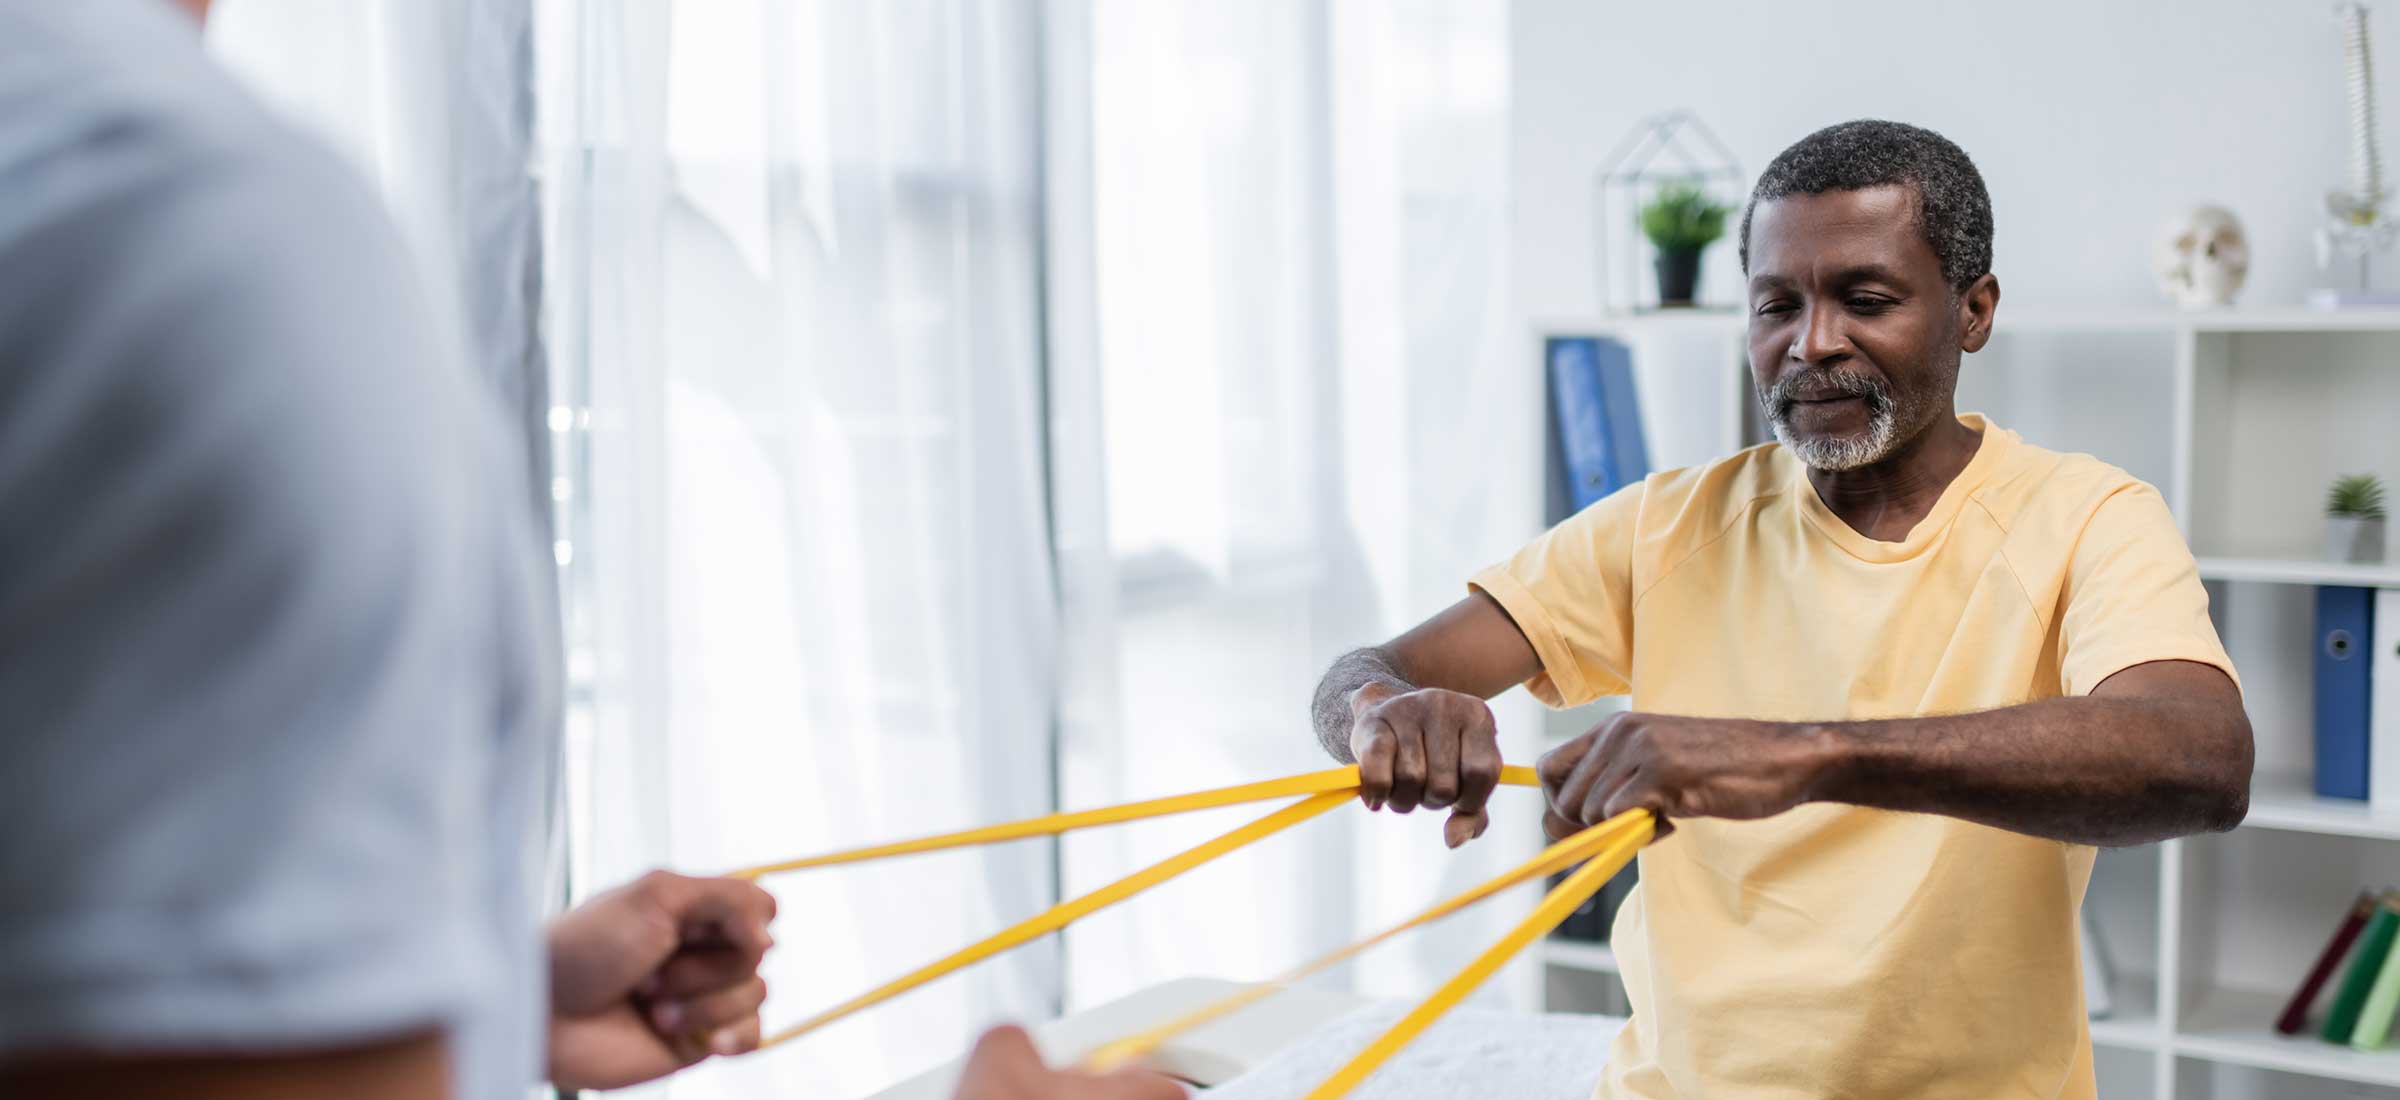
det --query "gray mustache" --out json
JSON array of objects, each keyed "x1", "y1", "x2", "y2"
[{"x1": 1764, "y1": 369, "x2": 1893, "y2": 418}]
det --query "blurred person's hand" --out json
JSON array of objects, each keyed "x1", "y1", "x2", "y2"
[
  {"x1": 952, "y1": 1026, "x2": 1185, "y2": 1100},
  {"x1": 545, "y1": 870, "x2": 777, "y2": 1090}
]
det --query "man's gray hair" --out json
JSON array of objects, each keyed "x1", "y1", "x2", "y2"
[{"x1": 1738, "y1": 119, "x2": 1994, "y2": 292}]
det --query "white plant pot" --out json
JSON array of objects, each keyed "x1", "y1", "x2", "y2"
[{"x1": 2325, "y1": 515, "x2": 2387, "y2": 564}]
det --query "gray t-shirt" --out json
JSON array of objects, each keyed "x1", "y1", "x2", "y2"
[{"x1": 0, "y1": 2, "x2": 553, "y2": 1097}]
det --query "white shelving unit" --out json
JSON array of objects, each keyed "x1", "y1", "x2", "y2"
[{"x1": 1528, "y1": 307, "x2": 2400, "y2": 1100}]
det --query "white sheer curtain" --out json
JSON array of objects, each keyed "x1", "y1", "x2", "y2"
[
  {"x1": 228, "y1": 1, "x2": 1525, "y2": 1094},
  {"x1": 1324, "y1": 0, "x2": 1532, "y2": 1004},
  {"x1": 1049, "y1": 0, "x2": 1534, "y2": 1016},
  {"x1": 536, "y1": 2, "x2": 1060, "y2": 1096}
]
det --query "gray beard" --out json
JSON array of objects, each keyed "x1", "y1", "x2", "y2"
[{"x1": 1758, "y1": 368, "x2": 1917, "y2": 471}]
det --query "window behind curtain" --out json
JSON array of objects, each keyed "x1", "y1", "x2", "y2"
[{"x1": 536, "y1": 2, "x2": 1062, "y2": 1095}]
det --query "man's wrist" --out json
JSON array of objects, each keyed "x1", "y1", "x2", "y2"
[
  {"x1": 1312, "y1": 648, "x2": 1417, "y2": 763},
  {"x1": 1797, "y1": 720, "x2": 1864, "y2": 804}
]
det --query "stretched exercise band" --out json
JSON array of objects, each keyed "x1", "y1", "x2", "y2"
[
  {"x1": 1305, "y1": 819, "x2": 1650, "y2": 1097},
  {"x1": 728, "y1": 764, "x2": 1540, "y2": 880},
  {"x1": 755, "y1": 790, "x2": 1356, "y2": 1051},
  {"x1": 730, "y1": 762, "x2": 1651, "y2": 1098},
  {"x1": 1082, "y1": 806, "x2": 1651, "y2": 1072}
]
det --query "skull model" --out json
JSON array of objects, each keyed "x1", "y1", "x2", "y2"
[{"x1": 2156, "y1": 206, "x2": 2250, "y2": 309}]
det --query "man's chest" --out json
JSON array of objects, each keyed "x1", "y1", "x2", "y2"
[{"x1": 1624, "y1": 530, "x2": 2061, "y2": 721}]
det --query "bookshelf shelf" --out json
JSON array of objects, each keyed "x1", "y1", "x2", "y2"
[
  {"x1": 2239, "y1": 774, "x2": 2400, "y2": 841},
  {"x1": 2175, "y1": 988, "x2": 2400, "y2": 1088},
  {"x1": 2184, "y1": 308, "x2": 2400, "y2": 334},
  {"x1": 2092, "y1": 1018, "x2": 2163, "y2": 1052},
  {"x1": 2092, "y1": 975, "x2": 2164, "y2": 1052},
  {"x1": 2197, "y1": 557, "x2": 2400, "y2": 589},
  {"x1": 1529, "y1": 306, "x2": 2400, "y2": 340},
  {"x1": 1530, "y1": 310, "x2": 2400, "y2": 1099},
  {"x1": 1538, "y1": 938, "x2": 1619, "y2": 975}
]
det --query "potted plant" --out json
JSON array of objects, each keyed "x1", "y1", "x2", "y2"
[
  {"x1": 2325, "y1": 473, "x2": 2388, "y2": 563},
  {"x1": 1639, "y1": 183, "x2": 1731, "y2": 308}
]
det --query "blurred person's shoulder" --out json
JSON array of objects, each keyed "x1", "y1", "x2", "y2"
[
  {"x1": 0, "y1": 0, "x2": 375, "y2": 248},
  {"x1": 0, "y1": 0, "x2": 447, "y2": 376},
  {"x1": 0, "y1": 0, "x2": 519, "y2": 630},
  {"x1": 0, "y1": 0, "x2": 489, "y2": 484}
]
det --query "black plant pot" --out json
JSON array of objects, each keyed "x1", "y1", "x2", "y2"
[{"x1": 1654, "y1": 247, "x2": 1703, "y2": 307}]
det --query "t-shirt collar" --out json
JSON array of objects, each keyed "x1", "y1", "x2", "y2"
[{"x1": 1792, "y1": 412, "x2": 2013, "y2": 564}]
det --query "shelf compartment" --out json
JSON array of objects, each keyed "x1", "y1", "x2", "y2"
[{"x1": 2176, "y1": 987, "x2": 2400, "y2": 1089}]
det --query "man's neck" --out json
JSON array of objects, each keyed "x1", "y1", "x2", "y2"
[{"x1": 1805, "y1": 410, "x2": 1983, "y2": 542}]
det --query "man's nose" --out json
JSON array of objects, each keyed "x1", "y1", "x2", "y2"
[{"x1": 1791, "y1": 303, "x2": 1851, "y2": 364}]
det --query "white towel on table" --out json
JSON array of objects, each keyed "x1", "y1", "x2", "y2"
[{"x1": 1201, "y1": 1005, "x2": 1621, "y2": 1099}]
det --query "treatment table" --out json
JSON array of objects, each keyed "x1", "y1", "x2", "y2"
[{"x1": 868, "y1": 978, "x2": 1624, "y2": 1099}]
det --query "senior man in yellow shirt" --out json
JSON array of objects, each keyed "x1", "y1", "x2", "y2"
[{"x1": 1310, "y1": 119, "x2": 2251, "y2": 1100}]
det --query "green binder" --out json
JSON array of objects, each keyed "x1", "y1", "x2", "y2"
[
  {"x1": 2354, "y1": 914, "x2": 2400, "y2": 1050},
  {"x1": 2326, "y1": 897, "x2": 2400, "y2": 1044}
]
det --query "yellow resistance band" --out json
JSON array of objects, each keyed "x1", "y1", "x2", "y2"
[
  {"x1": 1306, "y1": 817, "x2": 1653, "y2": 1098},
  {"x1": 733, "y1": 760, "x2": 1601, "y2": 1083},
  {"x1": 728, "y1": 764, "x2": 1540, "y2": 880},
  {"x1": 1081, "y1": 806, "x2": 1651, "y2": 1073},
  {"x1": 756, "y1": 789, "x2": 1355, "y2": 1052}
]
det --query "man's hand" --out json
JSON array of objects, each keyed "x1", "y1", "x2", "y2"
[
  {"x1": 952, "y1": 1026, "x2": 1184, "y2": 1100},
  {"x1": 1536, "y1": 712, "x2": 1836, "y2": 840},
  {"x1": 546, "y1": 870, "x2": 778, "y2": 1091},
  {"x1": 1312, "y1": 595, "x2": 1543, "y2": 847},
  {"x1": 1348, "y1": 681, "x2": 1505, "y2": 849}
]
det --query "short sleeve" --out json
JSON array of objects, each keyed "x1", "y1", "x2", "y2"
[
  {"x1": 0, "y1": 116, "x2": 521, "y2": 1057},
  {"x1": 1469, "y1": 482, "x2": 1644, "y2": 708},
  {"x1": 2057, "y1": 483, "x2": 2239, "y2": 697}
]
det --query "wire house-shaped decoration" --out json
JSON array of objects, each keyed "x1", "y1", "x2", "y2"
[{"x1": 1594, "y1": 111, "x2": 1745, "y2": 314}]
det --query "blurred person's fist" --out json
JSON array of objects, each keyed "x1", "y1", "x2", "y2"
[{"x1": 546, "y1": 870, "x2": 778, "y2": 1090}]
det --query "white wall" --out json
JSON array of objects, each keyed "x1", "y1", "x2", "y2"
[{"x1": 1513, "y1": 0, "x2": 2400, "y2": 319}]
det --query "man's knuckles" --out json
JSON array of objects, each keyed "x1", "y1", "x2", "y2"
[
  {"x1": 1459, "y1": 756, "x2": 1502, "y2": 786},
  {"x1": 1538, "y1": 726, "x2": 1602, "y2": 781},
  {"x1": 1351, "y1": 721, "x2": 1398, "y2": 761},
  {"x1": 1367, "y1": 687, "x2": 1483, "y2": 724}
]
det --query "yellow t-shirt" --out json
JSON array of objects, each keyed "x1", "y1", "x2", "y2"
[{"x1": 1471, "y1": 415, "x2": 2235, "y2": 1100}]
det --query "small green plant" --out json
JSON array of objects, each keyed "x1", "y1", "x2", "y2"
[
  {"x1": 2328, "y1": 473, "x2": 2389, "y2": 519},
  {"x1": 1639, "y1": 183, "x2": 1731, "y2": 253}
]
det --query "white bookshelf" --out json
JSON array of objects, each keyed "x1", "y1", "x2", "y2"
[{"x1": 1529, "y1": 307, "x2": 2400, "y2": 1100}]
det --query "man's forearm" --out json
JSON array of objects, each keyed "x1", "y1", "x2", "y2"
[
  {"x1": 1310, "y1": 647, "x2": 1416, "y2": 763},
  {"x1": 1811, "y1": 690, "x2": 2252, "y2": 846}
]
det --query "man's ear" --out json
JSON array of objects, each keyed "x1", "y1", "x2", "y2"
[{"x1": 1958, "y1": 273, "x2": 2000, "y2": 354}]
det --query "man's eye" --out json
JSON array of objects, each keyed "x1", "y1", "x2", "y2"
[
  {"x1": 1848, "y1": 297, "x2": 1895, "y2": 312},
  {"x1": 1755, "y1": 301, "x2": 1797, "y2": 316}
]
